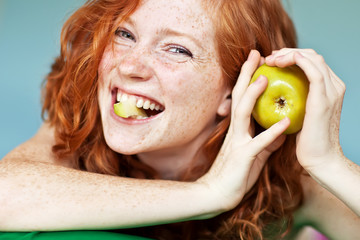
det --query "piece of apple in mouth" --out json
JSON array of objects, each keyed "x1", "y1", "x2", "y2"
[
  {"x1": 113, "y1": 92, "x2": 164, "y2": 119},
  {"x1": 114, "y1": 101, "x2": 148, "y2": 119}
]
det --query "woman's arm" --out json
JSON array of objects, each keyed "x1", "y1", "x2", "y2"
[
  {"x1": 305, "y1": 155, "x2": 360, "y2": 216},
  {"x1": 266, "y1": 48, "x2": 360, "y2": 238},
  {"x1": 295, "y1": 175, "x2": 360, "y2": 240},
  {"x1": 0, "y1": 124, "x2": 222, "y2": 231},
  {"x1": 1, "y1": 51, "x2": 289, "y2": 232},
  {"x1": 0, "y1": 157, "x2": 222, "y2": 231}
]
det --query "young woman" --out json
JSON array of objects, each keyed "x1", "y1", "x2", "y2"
[{"x1": 1, "y1": 0, "x2": 359, "y2": 239}]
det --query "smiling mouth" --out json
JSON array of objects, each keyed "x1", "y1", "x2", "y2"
[{"x1": 113, "y1": 89, "x2": 164, "y2": 119}]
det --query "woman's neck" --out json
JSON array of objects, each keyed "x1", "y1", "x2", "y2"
[{"x1": 136, "y1": 125, "x2": 215, "y2": 181}]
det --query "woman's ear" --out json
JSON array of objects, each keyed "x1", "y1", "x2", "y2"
[{"x1": 217, "y1": 88, "x2": 232, "y2": 117}]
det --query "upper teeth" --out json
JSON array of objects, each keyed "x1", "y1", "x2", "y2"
[{"x1": 117, "y1": 91, "x2": 163, "y2": 111}]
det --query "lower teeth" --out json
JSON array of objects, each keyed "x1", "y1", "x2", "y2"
[{"x1": 133, "y1": 115, "x2": 148, "y2": 119}]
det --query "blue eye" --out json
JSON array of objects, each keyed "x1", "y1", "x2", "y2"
[
  {"x1": 115, "y1": 28, "x2": 135, "y2": 41},
  {"x1": 168, "y1": 45, "x2": 193, "y2": 58}
]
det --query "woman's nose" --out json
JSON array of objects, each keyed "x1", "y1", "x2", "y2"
[{"x1": 118, "y1": 47, "x2": 154, "y2": 81}]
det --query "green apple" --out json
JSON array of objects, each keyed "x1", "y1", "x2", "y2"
[
  {"x1": 114, "y1": 101, "x2": 148, "y2": 119},
  {"x1": 249, "y1": 64, "x2": 309, "y2": 134}
]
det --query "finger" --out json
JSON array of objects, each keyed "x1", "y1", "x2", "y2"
[
  {"x1": 293, "y1": 52, "x2": 332, "y2": 135},
  {"x1": 257, "y1": 134, "x2": 287, "y2": 162},
  {"x1": 271, "y1": 50, "x2": 280, "y2": 55},
  {"x1": 259, "y1": 56, "x2": 266, "y2": 66},
  {"x1": 265, "y1": 134, "x2": 287, "y2": 153},
  {"x1": 265, "y1": 48, "x2": 315, "y2": 64},
  {"x1": 248, "y1": 117, "x2": 290, "y2": 156},
  {"x1": 293, "y1": 52, "x2": 327, "y2": 100},
  {"x1": 267, "y1": 49, "x2": 334, "y2": 89},
  {"x1": 232, "y1": 75, "x2": 268, "y2": 134},
  {"x1": 265, "y1": 48, "x2": 317, "y2": 68},
  {"x1": 303, "y1": 53, "x2": 336, "y2": 96},
  {"x1": 232, "y1": 50, "x2": 261, "y2": 105},
  {"x1": 267, "y1": 51, "x2": 328, "y2": 103},
  {"x1": 271, "y1": 50, "x2": 324, "y2": 70},
  {"x1": 328, "y1": 66, "x2": 346, "y2": 97},
  {"x1": 249, "y1": 117, "x2": 255, "y2": 138}
]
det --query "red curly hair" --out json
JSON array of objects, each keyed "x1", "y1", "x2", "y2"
[{"x1": 42, "y1": 0, "x2": 303, "y2": 239}]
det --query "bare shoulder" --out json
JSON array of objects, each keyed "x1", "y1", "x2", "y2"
[
  {"x1": 294, "y1": 174, "x2": 360, "y2": 239},
  {"x1": 1, "y1": 122, "x2": 71, "y2": 168}
]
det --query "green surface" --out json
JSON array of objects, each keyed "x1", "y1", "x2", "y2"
[{"x1": 0, "y1": 231, "x2": 153, "y2": 240}]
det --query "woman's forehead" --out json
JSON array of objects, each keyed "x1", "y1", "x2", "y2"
[{"x1": 128, "y1": 0, "x2": 215, "y2": 39}]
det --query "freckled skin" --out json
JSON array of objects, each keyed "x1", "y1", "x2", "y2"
[{"x1": 97, "y1": 0, "x2": 230, "y2": 175}]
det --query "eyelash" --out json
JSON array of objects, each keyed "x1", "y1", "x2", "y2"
[
  {"x1": 115, "y1": 28, "x2": 135, "y2": 41},
  {"x1": 114, "y1": 28, "x2": 193, "y2": 58},
  {"x1": 166, "y1": 45, "x2": 193, "y2": 58}
]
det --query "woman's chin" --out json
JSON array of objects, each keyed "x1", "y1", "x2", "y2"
[{"x1": 106, "y1": 141, "x2": 142, "y2": 155}]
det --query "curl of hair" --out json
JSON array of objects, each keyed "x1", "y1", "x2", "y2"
[
  {"x1": 42, "y1": 0, "x2": 141, "y2": 176},
  {"x1": 42, "y1": 0, "x2": 304, "y2": 239}
]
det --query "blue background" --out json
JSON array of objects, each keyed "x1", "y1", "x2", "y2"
[{"x1": 1, "y1": 0, "x2": 359, "y2": 165}]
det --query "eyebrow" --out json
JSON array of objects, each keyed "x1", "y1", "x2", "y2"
[
  {"x1": 157, "y1": 28, "x2": 204, "y2": 50},
  {"x1": 124, "y1": 16, "x2": 204, "y2": 50}
]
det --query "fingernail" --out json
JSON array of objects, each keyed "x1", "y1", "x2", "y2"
[
  {"x1": 266, "y1": 55, "x2": 274, "y2": 61},
  {"x1": 279, "y1": 117, "x2": 290, "y2": 125},
  {"x1": 255, "y1": 75, "x2": 265, "y2": 84},
  {"x1": 276, "y1": 55, "x2": 285, "y2": 60},
  {"x1": 248, "y1": 50, "x2": 255, "y2": 60}
]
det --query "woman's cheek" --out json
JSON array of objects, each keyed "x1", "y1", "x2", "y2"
[{"x1": 99, "y1": 45, "x2": 124, "y2": 73}]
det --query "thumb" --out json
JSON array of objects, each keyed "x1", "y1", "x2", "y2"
[
  {"x1": 257, "y1": 134, "x2": 287, "y2": 161},
  {"x1": 248, "y1": 117, "x2": 290, "y2": 158}
]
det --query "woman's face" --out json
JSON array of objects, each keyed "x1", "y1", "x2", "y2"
[{"x1": 98, "y1": 0, "x2": 230, "y2": 155}]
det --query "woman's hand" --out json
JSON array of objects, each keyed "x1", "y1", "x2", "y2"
[
  {"x1": 265, "y1": 48, "x2": 360, "y2": 218},
  {"x1": 265, "y1": 48, "x2": 346, "y2": 171},
  {"x1": 199, "y1": 50, "x2": 290, "y2": 211}
]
